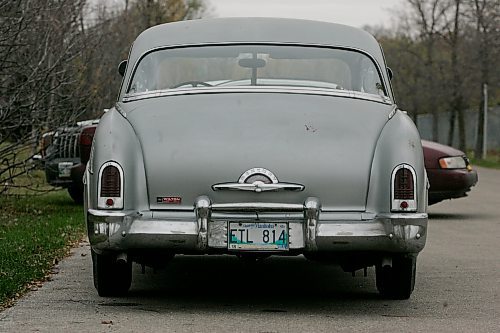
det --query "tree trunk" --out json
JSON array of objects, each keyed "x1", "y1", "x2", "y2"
[
  {"x1": 431, "y1": 111, "x2": 439, "y2": 141},
  {"x1": 449, "y1": 0, "x2": 467, "y2": 151},
  {"x1": 475, "y1": 96, "x2": 485, "y2": 158},
  {"x1": 457, "y1": 108, "x2": 466, "y2": 152},
  {"x1": 473, "y1": 0, "x2": 490, "y2": 159},
  {"x1": 447, "y1": 110, "x2": 456, "y2": 146}
]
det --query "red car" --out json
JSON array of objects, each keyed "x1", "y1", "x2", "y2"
[{"x1": 422, "y1": 140, "x2": 478, "y2": 205}]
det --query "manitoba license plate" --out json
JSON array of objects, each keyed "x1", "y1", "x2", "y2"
[{"x1": 228, "y1": 222, "x2": 288, "y2": 251}]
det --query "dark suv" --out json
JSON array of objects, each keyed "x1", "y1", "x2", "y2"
[{"x1": 41, "y1": 120, "x2": 98, "y2": 203}]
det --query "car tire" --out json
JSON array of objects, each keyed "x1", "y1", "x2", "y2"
[
  {"x1": 375, "y1": 255, "x2": 416, "y2": 300},
  {"x1": 67, "y1": 185, "x2": 83, "y2": 204},
  {"x1": 91, "y1": 250, "x2": 132, "y2": 297}
]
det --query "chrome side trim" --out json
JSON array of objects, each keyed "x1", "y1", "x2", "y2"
[
  {"x1": 88, "y1": 209, "x2": 139, "y2": 218},
  {"x1": 388, "y1": 105, "x2": 398, "y2": 119},
  {"x1": 317, "y1": 222, "x2": 386, "y2": 238},
  {"x1": 377, "y1": 212, "x2": 428, "y2": 220},
  {"x1": 212, "y1": 182, "x2": 304, "y2": 193}
]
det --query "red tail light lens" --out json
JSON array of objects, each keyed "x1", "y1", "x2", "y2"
[
  {"x1": 80, "y1": 126, "x2": 96, "y2": 146},
  {"x1": 100, "y1": 165, "x2": 121, "y2": 197},
  {"x1": 97, "y1": 162, "x2": 123, "y2": 209},
  {"x1": 79, "y1": 126, "x2": 96, "y2": 164},
  {"x1": 391, "y1": 164, "x2": 417, "y2": 212},
  {"x1": 394, "y1": 168, "x2": 414, "y2": 200}
]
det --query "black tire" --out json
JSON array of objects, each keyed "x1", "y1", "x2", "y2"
[
  {"x1": 91, "y1": 250, "x2": 132, "y2": 297},
  {"x1": 376, "y1": 255, "x2": 416, "y2": 300},
  {"x1": 67, "y1": 185, "x2": 83, "y2": 204}
]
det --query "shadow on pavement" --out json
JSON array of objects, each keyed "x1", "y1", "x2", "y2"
[
  {"x1": 428, "y1": 212, "x2": 490, "y2": 220},
  {"x1": 95, "y1": 255, "x2": 417, "y2": 316}
]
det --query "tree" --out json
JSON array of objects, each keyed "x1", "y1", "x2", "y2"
[
  {"x1": 1, "y1": 0, "x2": 206, "y2": 194},
  {"x1": 405, "y1": 0, "x2": 452, "y2": 141},
  {"x1": 79, "y1": 0, "x2": 205, "y2": 118},
  {"x1": 375, "y1": 0, "x2": 499, "y2": 154},
  {"x1": 1, "y1": 0, "x2": 90, "y2": 193},
  {"x1": 467, "y1": 0, "x2": 500, "y2": 158},
  {"x1": 440, "y1": 0, "x2": 468, "y2": 151}
]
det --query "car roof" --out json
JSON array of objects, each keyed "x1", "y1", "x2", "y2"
[
  {"x1": 132, "y1": 17, "x2": 381, "y2": 53},
  {"x1": 121, "y1": 18, "x2": 391, "y2": 100}
]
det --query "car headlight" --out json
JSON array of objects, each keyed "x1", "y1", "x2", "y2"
[{"x1": 439, "y1": 156, "x2": 467, "y2": 169}]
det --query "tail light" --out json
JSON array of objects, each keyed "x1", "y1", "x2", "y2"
[
  {"x1": 40, "y1": 132, "x2": 54, "y2": 158},
  {"x1": 79, "y1": 126, "x2": 96, "y2": 164},
  {"x1": 391, "y1": 164, "x2": 417, "y2": 212},
  {"x1": 98, "y1": 162, "x2": 123, "y2": 209}
]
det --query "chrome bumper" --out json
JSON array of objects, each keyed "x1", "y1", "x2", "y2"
[{"x1": 87, "y1": 196, "x2": 427, "y2": 254}]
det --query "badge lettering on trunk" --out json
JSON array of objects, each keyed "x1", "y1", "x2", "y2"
[{"x1": 157, "y1": 196, "x2": 182, "y2": 204}]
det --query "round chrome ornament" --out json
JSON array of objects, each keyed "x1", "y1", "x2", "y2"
[{"x1": 238, "y1": 168, "x2": 279, "y2": 184}]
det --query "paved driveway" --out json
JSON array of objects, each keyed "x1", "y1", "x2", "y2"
[{"x1": 1, "y1": 167, "x2": 499, "y2": 332}]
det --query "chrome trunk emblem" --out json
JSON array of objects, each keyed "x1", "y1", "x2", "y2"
[{"x1": 212, "y1": 167, "x2": 305, "y2": 193}]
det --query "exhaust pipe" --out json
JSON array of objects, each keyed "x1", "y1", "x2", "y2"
[{"x1": 381, "y1": 257, "x2": 392, "y2": 268}]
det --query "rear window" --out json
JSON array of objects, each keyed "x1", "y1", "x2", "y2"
[{"x1": 128, "y1": 44, "x2": 386, "y2": 97}]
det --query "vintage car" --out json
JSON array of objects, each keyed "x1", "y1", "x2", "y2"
[
  {"x1": 422, "y1": 140, "x2": 478, "y2": 205},
  {"x1": 84, "y1": 18, "x2": 428, "y2": 299}
]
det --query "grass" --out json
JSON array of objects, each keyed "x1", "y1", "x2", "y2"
[
  {"x1": 0, "y1": 191, "x2": 85, "y2": 309},
  {"x1": 470, "y1": 151, "x2": 500, "y2": 169},
  {"x1": 2, "y1": 168, "x2": 53, "y2": 195}
]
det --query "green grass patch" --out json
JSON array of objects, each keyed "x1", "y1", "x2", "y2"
[
  {"x1": 0, "y1": 191, "x2": 85, "y2": 308},
  {"x1": 470, "y1": 151, "x2": 500, "y2": 169}
]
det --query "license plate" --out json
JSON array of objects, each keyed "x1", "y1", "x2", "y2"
[
  {"x1": 58, "y1": 162, "x2": 73, "y2": 178},
  {"x1": 228, "y1": 222, "x2": 288, "y2": 251}
]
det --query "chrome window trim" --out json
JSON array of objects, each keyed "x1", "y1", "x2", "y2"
[
  {"x1": 97, "y1": 161, "x2": 124, "y2": 210},
  {"x1": 122, "y1": 42, "x2": 393, "y2": 102},
  {"x1": 123, "y1": 86, "x2": 392, "y2": 104}
]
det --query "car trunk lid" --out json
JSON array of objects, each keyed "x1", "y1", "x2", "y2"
[{"x1": 124, "y1": 92, "x2": 391, "y2": 211}]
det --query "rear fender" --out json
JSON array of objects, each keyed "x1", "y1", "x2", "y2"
[
  {"x1": 366, "y1": 111, "x2": 427, "y2": 213},
  {"x1": 86, "y1": 108, "x2": 148, "y2": 212}
]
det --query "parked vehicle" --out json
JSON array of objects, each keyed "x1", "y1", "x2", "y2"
[
  {"x1": 84, "y1": 18, "x2": 428, "y2": 299},
  {"x1": 422, "y1": 140, "x2": 478, "y2": 205},
  {"x1": 75, "y1": 129, "x2": 475, "y2": 208},
  {"x1": 40, "y1": 120, "x2": 98, "y2": 203}
]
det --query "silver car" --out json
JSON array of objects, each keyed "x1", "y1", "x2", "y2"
[{"x1": 84, "y1": 18, "x2": 428, "y2": 299}]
